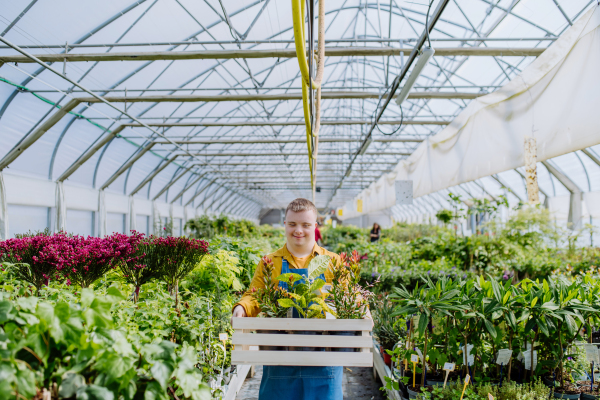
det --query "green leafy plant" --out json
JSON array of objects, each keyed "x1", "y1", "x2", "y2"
[
  {"x1": 253, "y1": 256, "x2": 290, "y2": 318},
  {"x1": 276, "y1": 255, "x2": 335, "y2": 318}
]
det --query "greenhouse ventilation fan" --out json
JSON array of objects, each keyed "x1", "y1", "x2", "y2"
[{"x1": 395, "y1": 47, "x2": 435, "y2": 107}]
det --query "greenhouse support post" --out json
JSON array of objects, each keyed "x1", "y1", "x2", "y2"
[
  {"x1": 151, "y1": 200, "x2": 159, "y2": 235},
  {"x1": 128, "y1": 195, "x2": 136, "y2": 232},
  {"x1": 55, "y1": 181, "x2": 67, "y2": 233},
  {"x1": 0, "y1": 171, "x2": 8, "y2": 239},
  {"x1": 98, "y1": 189, "x2": 107, "y2": 237}
]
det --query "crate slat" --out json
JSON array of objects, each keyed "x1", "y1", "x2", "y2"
[
  {"x1": 232, "y1": 332, "x2": 373, "y2": 348},
  {"x1": 231, "y1": 350, "x2": 373, "y2": 367},
  {"x1": 232, "y1": 317, "x2": 372, "y2": 331}
]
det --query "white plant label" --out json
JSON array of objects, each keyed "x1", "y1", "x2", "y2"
[
  {"x1": 583, "y1": 344, "x2": 600, "y2": 364},
  {"x1": 219, "y1": 333, "x2": 228, "y2": 341},
  {"x1": 488, "y1": 394, "x2": 494, "y2": 400},
  {"x1": 443, "y1": 362, "x2": 455, "y2": 371},
  {"x1": 411, "y1": 354, "x2": 420, "y2": 363},
  {"x1": 523, "y1": 350, "x2": 537, "y2": 370},
  {"x1": 496, "y1": 349, "x2": 512, "y2": 365},
  {"x1": 462, "y1": 344, "x2": 474, "y2": 366},
  {"x1": 416, "y1": 347, "x2": 424, "y2": 362}
]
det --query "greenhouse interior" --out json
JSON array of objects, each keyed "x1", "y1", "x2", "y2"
[{"x1": 1, "y1": 0, "x2": 600, "y2": 399}]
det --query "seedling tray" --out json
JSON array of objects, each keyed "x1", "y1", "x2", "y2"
[{"x1": 231, "y1": 317, "x2": 373, "y2": 367}]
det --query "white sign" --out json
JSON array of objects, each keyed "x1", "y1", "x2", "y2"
[
  {"x1": 496, "y1": 349, "x2": 512, "y2": 365},
  {"x1": 488, "y1": 394, "x2": 495, "y2": 400},
  {"x1": 523, "y1": 350, "x2": 538, "y2": 371},
  {"x1": 464, "y1": 374, "x2": 471, "y2": 384},
  {"x1": 395, "y1": 180, "x2": 413, "y2": 205},
  {"x1": 219, "y1": 333, "x2": 228, "y2": 341},
  {"x1": 443, "y1": 362, "x2": 455, "y2": 371},
  {"x1": 462, "y1": 344, "x2": 474, "y2": 366},
  {"x1": 583, "y1": 344, "x2": 600, "y2": 364},
  {"x1": 411, "y1": 354, "x2": 420, "y2": 363}
]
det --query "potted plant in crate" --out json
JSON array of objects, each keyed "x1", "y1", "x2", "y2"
[{"x1": 327, "y1": 250, "x2": 375, "y2": 352}]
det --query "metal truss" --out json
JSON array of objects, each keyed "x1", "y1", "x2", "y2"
[{"x1": 0, "y1": 0, "x2": 598, "y2": 220}]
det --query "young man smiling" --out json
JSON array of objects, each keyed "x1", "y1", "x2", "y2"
[{"x1": 232, "y1": 198, "x2": 344, "y2": 400}]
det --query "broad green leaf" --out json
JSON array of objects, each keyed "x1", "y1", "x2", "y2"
[
  {"x1": 531, "y1": 297, "x2": 538, "y2": 307},
  {"x1": 58, "y1": 372, "x2": 86, "y2": 398},
  {"x1": 76, "y1": 384, "x2": 115, "y2": 400},
  {"x1": 308, "y1": 255, "x2": 331, "y2": 280},
  {"x1": 16, "y1": 296, "x2": 37, "y2": 312},
  {"x1": 144, "y1": 381, "x2": 169, "y2": 400},
  {"x1": 151, "y1": 361, "x2": 174, "y2": 390},
  {"x1": 278, "y1": 298, "x2": 296, "y2": 308},
  {"x1": 564, "y1": 315, "x2": 577, "y2": 335},
  {"x1": 484, "y1": 319, "x2": 497, "y2": 339},
  {"x1": 106, "y1": 287, "x2": 126, "y2": 303},
  {"x1": 276, "y1": 273, "x2": 304, "y2": 285},
  {"x1": 0, "y1": 301, "x2": 15, "y2": 323}
]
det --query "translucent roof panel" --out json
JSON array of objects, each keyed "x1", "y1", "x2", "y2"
[{"x1": 0, "y1": 0, "x2": 598, "y2": 218}]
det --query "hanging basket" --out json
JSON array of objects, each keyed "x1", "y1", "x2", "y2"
[{"x1": 231, "y1": 317, "x2": 373, "y2": 367}]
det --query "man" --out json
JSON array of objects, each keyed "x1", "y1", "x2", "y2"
[{"x1": 232, "y1": 198, "x2": 345, "y2": 399}]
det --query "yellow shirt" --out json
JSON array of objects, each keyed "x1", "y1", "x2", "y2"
[{"x1": 234, "y1": 243, "x2": 340, "y2": 317}]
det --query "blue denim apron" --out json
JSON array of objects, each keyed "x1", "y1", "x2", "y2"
[{"x1": 258, "y1": 259, "x2": 343, "y2": 400}]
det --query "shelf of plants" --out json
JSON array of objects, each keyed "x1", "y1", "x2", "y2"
[
  {"x1": 0, "y1": 227, "x2": 259, "y2": 400},
  {"x1": 2, "y1": 208, "x2": 600, "y2": 400}
]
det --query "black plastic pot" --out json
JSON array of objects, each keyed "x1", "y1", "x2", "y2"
[
  {"x1": 581, "y1": 394, "x2": 598, "y2": 400},
  {"x1": 553, "y1": 392, "x2": 581, "y2": 399}
]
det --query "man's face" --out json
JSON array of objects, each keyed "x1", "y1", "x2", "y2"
[{"x1": 284, "y1": 210, "x2": 317, "y2": 248}]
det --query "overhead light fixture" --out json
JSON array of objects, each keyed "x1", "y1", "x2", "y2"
[
  {"x1": 395, "y1": 47, "x2": 435, "y2": 107},
  {"x1": 358, "y1": 137, "x2": 373, "y2": 155}
]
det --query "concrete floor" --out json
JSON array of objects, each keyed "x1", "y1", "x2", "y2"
[{"x1": 235, "y1": 365, "x2": 385, "y2": 400}]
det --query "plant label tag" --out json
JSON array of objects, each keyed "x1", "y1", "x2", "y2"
[
  {"x1": 219, "y1": 333, "x2": 228, "y2": 342},
  {"x1": 462, "y1": 344, "x2": 474, "y2": 366},
  {"x1": 443, "y1": 362, "x2": 455, "y2": 371},
  {"x1": 464, "y1": 374, "x2": 470, "y2": 384},
  {"x1": 523, "y1": 350, "x2": 537, "y2": 370},
  {"x1": 411, "y1": 354, "x2": 419, "y2": 363},
  {"x1": 583, "y1": 344, "x2": 600, "y2": 364},
  {"x1": 496, "y1": 349, "x2": 512, "y2": 365},
  {"x1": 488, "y1": 394, "x2": 494, "y2": 400}
]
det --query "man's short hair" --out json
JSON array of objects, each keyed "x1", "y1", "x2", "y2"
[{"x1": 285, "y1": 198, "x2": 318, "y2": 218}]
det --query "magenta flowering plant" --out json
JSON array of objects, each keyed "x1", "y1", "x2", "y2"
[
  {"x1": 68, "y1": 232, "x2": 144, "y2": 288},
  {"x1": 119, "y1": 234, "x2": 165, "y2": 301},
  {"x1": 153, "y1": 236, "x2": 209, "y2": 295},
  {"x1": 0, "y1": 232, "x2": 80, "y2": 291}
]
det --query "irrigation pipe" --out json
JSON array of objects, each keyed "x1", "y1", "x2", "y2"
[{"x1": 292, "y1": 0, "x2": 325, "y2": 198}]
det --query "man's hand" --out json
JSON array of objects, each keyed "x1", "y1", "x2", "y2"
[{"x1": 232, "y1": 305, "x2": 247, "y2": 318}]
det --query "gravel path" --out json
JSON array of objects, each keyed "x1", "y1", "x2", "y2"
[{"x1": 235, "y1": 366, "x2": 385, "y2": 400}]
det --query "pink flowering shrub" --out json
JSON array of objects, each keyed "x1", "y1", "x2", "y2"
[
  {"x1": 0, "y1": 232, "x2": 80, "y2": 290},
  {"x1": 154, "y1": 236, "x2": 209, "y2": 294},
  {"x1": 68, "y1": 232, "x2": 145, "y2": 288},
  {"x1": 119, "y1": 234, "x2": 161, "y2": 299},
  {"x1": 0, "y1": 232, "x2": 209, "y2": 296}
]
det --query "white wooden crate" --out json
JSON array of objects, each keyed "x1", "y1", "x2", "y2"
[{"x1": 231, "y1": 317, "x2": 373, "y2": 367}]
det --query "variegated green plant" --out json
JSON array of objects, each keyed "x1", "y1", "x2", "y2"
[{"x1": 276, "y1": 255, "x2": 335, "y2": 318}]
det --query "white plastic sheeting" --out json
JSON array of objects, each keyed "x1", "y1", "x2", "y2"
[{"x1": 342, "y1": 5, "x2": 600, "y2": 220}]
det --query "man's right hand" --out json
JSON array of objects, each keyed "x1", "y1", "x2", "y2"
[{"x1": 232, "y1": 305, "x2": 247, "y2": 318}]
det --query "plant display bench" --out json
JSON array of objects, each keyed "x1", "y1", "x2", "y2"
[
  {"x1": 372, "y1": 341, "x2": 403, "y2": 400},
  {"x1": 231, "y1": 317, "x2": 373, "y2": 366}
]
